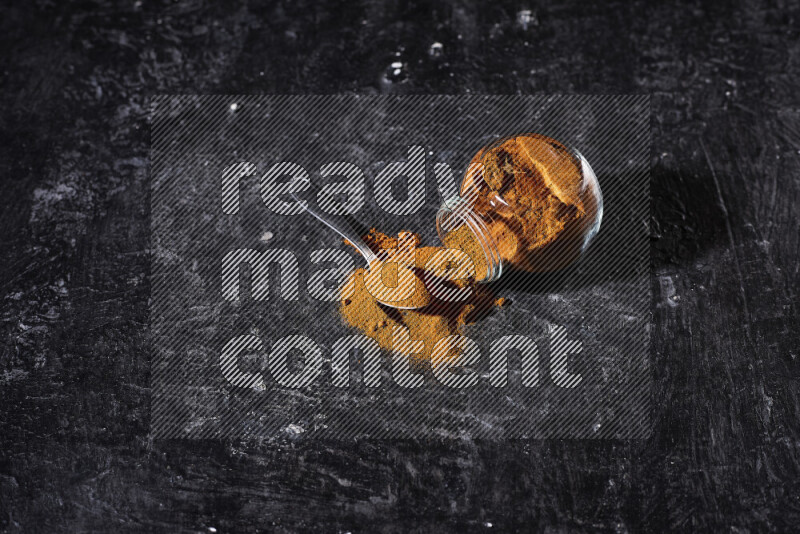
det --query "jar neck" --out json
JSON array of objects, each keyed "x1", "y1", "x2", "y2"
[{"x1": 436, "y1": 196, "x2": 503, "y2": 283}]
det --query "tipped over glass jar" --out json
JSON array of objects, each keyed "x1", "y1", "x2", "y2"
[{"x1": 435, "y1": 133, "x2": 603, "y2": 282}]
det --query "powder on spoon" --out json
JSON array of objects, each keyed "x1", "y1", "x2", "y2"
[{"x1": 339, "y1": 229, "x2": 503, "y2": 362}]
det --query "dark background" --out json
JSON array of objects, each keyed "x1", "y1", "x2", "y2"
[{"x1": 1, "y1": 0, "x2": 798, "y2": 532}]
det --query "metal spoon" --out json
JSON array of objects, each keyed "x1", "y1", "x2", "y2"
[{"x1": 289, "y1": 176, "x2": 430, "y2": 310}]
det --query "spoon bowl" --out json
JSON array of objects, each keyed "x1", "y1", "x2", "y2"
[{"x1": 289, "y1": 177, "x2": 431, "y2": 310}]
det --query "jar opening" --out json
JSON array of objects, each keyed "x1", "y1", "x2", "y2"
[{"x1": 435, "y1": 196, "x2": 503, "y2": 283}]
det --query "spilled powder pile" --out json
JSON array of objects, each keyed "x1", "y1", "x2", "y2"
[{"x1": 339, "y1": 229, "x2": 506, "y2": 362}]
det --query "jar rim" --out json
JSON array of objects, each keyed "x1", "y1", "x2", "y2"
[{"x1": 435, "y1": 196, "x2": 503, "y2": 283}]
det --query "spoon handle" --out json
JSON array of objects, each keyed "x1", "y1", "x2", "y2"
[{"x1": 289, "y1": 176, "x2": 378, "y2": 265}]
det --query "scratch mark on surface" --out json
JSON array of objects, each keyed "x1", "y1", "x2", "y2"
[{"x1": 700, "y1": 139, "x2": 751, "y2": 337}]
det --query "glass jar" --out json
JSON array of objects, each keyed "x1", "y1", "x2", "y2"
[{"x1": 435, "y1": 133, "x2": 603, "y2": 282}]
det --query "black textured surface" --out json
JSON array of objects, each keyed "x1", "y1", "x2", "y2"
[{"x1": 1, "y1": 1, "x2": 799, "y2": 532}]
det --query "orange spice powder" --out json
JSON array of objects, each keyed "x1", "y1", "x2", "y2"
[
  {"x1": 339, "y1": 229, "x2": 503, "y2": 363},
  {"x1": 453, "y1": 134, "x2": 597, "y2": 273}
]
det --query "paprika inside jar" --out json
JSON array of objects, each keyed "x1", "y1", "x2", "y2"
[{"x1": 436, "y1": 133, "x2": 603, "y2": 282}]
